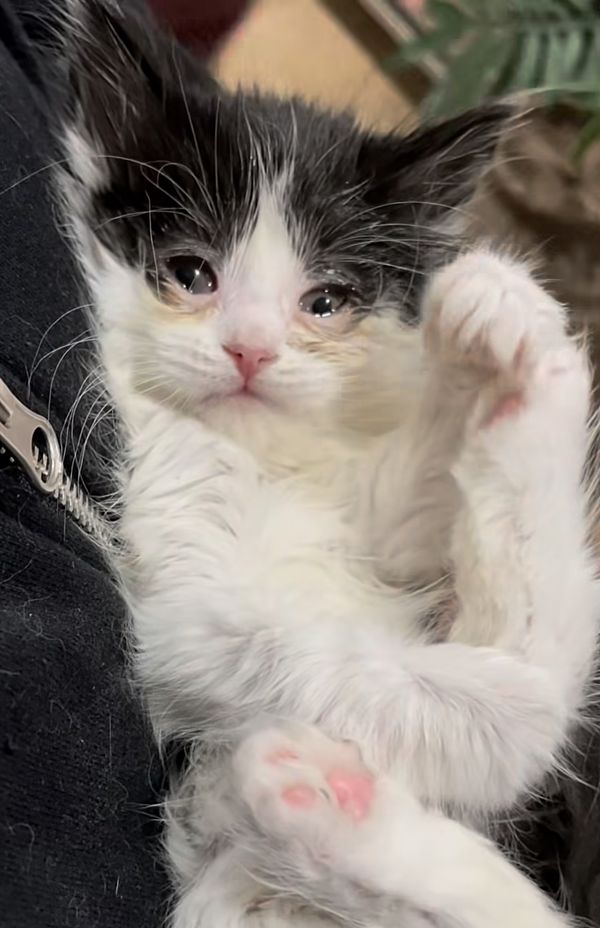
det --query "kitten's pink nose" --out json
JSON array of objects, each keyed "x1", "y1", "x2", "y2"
[{"x1": 223, "y1": 343, "x2": 277, "y2": 383}]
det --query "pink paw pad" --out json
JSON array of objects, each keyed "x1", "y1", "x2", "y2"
[
  {"x1": 268, "y1": 749, "x2": 300, "y2": 765},
  {"x1": 327, "y1": 771, "x2": 374, "y2": 821},
  {"x1": 484, "y1": 391, "x2": 523, "y2": 427},
  {"x1": 281, "y1": 785, "x2": 317, "y2": 808}
]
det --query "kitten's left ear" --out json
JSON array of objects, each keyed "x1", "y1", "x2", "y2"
[
  {"x1": 60, "y1": 0, "x2": 219, "y2": 180},
  {"x1": 358, "y1": 104, "x2": 512, "y2": 219}
]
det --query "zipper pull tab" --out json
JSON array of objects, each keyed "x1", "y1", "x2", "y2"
[{"x1": 0, "y1": 377, "x2": 63, "y2": 494}]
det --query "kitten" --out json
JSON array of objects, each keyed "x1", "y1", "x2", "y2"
[{"x1": 59, "y1": 1, "x2": 599, "y2": 927}]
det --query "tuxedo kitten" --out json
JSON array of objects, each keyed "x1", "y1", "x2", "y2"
[{"x1": 59, "y1": 2, "x2": 598, "y2": 927}]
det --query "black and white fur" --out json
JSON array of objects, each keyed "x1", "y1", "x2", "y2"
[{"x1": 57, "y1": 2, "x2": 599, "y2": 926}]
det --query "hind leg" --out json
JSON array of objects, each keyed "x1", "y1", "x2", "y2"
[
  {"x1": 230, "y1": 722, "x2": 570, "y2": 928},
  {"x1": 166, "y1": 749, "x2": 336, "y2": 928},
  {"x1": 170, "y1": 852, "x2": 333, "y2": 928}
]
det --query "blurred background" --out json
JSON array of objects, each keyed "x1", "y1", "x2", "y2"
[
  {"x1": 150, "y1": 0, "x2": 600, "y2": 383},
  {"x1": 150, "y1": 0, "x2": 421, "y2": 131}
]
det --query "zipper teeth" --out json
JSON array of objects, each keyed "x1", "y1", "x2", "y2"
[
  {"x1": 0, "y1": 443, "x2": 113, "y2": 547},
  {"x1": 0, "y1": 376, "x2": 113, "y2": 548},
  {"x1": 33, "y1": 447, "x2": 113, "y2": 547}
]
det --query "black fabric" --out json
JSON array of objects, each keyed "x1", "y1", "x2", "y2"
[
  {"x1": 508, "y1": 721, "x2": 600, "y2": 923},
  {"x1": 0, "y1": 2, "x2": 168, "y2": 926}
]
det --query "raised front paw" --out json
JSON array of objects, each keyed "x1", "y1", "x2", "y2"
[{"x1": 422, "y1": 250, "x2": 567, "y2": 376}]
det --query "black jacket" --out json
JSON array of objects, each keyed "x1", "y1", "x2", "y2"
[{"x1": 0, "y1": 2, "x2": 167, "y2": 925}]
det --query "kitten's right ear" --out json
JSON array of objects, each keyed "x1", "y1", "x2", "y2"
[
  {"x1": 357, "y1": 104, "x2": 512, "y2": 222},
  {"x1": 61, "y1": 0, "x2": 219, "y2": 182}
]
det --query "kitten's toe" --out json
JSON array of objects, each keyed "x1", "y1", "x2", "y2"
[
  {"x1": 473, "y1": 344, "x2": 590, "y2": 438},
  {"x1": 231, "y1": 722, "x2": 376, "y2": 847},
  {"x1": 422, "y1": 250, "x2": 567, "y2": 376},
  {"x1": 455, "y1": 345, "x2": 591, "y2": 499}
]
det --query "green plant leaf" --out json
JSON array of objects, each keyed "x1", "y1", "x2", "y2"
[
  {"x1": 386, "y1": 30, "x2": 450, "y2": 69},
  {"x1": 578, "y1": 24, "x2": 600, "y2": 82},
  {"x1": 386, "y1": 0, "x2": 472, "y2": 70},
  {"x1": 540, "y1": 0, "x2": 585, "y2": 18},
  {"x1": 560, "y1": 25, "x2": 588, "y2": 78},
  {"x1": 423, "y1": 30, "x2": 514, "y2": 116},
  {"x1": 542, "y1": 28, "x2": 581, "y2": 86},
  {"x1": 499, "y1": 30, "x2": 543, "y2": 92},
  {"x1": 391, "y1": 0, "x2": 600, "y2": 119},
  {"x1": 556, "y1": 0, "x2": 596, "y2": 13},
  {"x1": 504, "y1": 0, "x2": 592, "y2": 16},
  {"x1": 428, "y1": 0, "x2": 471, "y2": 35},
  {"x1": 573, "y1": 109, "x2": 600, "y2": 162}
]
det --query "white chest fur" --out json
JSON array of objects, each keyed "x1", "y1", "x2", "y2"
[{"x1": 120, "y1": 400, "x2": 427, "y2": 639}]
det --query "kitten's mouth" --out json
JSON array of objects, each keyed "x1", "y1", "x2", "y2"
[
  {"x1": 232, "y1": 386, "x2": 265, "y2": 403},
  {"x1": 227, "y1": 380, "x2": 280, "y2": 411},
  {"x1": 232, "y1": 379, "x2": 265, "y2": 399},
  {"x1": 216, "y1": 383, "x2": 266, "y2": 405},
  {"x1": 202, "y1": 380, "x2": 274, "y2": 411}
]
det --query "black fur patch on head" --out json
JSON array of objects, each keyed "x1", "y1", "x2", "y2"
[{"x1": 62, "y1": 0, "x2": 510, "y2": 319}]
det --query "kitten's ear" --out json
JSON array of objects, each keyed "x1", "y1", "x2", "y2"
[
  {"x1": 358, "y1": 105, "x2": 512, "y2": 219},
  {"x1": 61, "y1": 0, "x2": 218, "y2": 173}
]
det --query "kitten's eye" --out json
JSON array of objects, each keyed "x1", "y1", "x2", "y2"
[
  {"x1": 166, "y1": 255, "x2": 218, "y2": 295},
  {"x1": 299, "y1": 285, "x2": 350, "y2": 318}
]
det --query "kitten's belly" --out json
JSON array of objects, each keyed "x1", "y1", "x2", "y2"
[{"x1": 121, "y1": 414, "x2": 425, "y2": 636}]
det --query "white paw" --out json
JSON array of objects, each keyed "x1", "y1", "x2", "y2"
[
  {"x1": 423, "y1": 250, "x2": 567, "y2": 375},
  {"x1": 454, "y1": 345, "x2": 591, "y2": 497},
  {"x1": 231, "y1": 723, "x2": 376, "y2": 854},
  {"x1": 477, "y1": 347, "x2": 590, "y2": 451}
]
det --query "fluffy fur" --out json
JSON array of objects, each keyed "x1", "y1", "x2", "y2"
[{"x1": 57, "y1": 2, "x2": 600, "y2": 927}]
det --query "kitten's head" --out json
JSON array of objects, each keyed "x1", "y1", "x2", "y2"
[{"x1": 61, "y1": 0, "x2": 508, "y2": 423}]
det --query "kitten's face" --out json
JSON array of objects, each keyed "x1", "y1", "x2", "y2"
[
  {"x1": 86, "y1": 152, "x2": 392, "y2": 418},
  {"x1": 63, "y1": 0, "x2": 507, "y2": 421}
]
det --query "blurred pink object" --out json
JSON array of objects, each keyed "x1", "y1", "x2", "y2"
[{"x1": 401, "y1": 0, "x2": 426, "y2": 15}]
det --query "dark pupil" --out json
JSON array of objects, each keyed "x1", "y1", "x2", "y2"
[
  {"x1": 175, "y1": 260, "x2": 203, "y2": 293},
  {"x1": 312, "y1": 295, "x2": 334, "y2": 317}
]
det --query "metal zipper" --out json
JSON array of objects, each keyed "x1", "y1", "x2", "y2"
[{"x1": 0, "y1": 376, "x2": 112, "y2": 546}]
